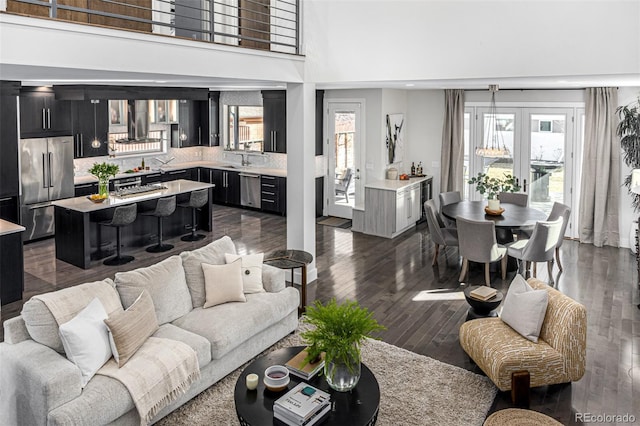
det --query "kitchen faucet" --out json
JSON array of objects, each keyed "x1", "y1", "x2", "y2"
[{"x1": 153, "y1": 157, "x2": 175, "y2": 168}]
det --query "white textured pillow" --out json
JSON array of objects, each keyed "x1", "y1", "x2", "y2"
[
  {"x1": 500, "y1": 274, "x2": 549, "y2": 342},
  {"x1": 224, "y1": 253, "x2": 265, "y2": 293},
  {"x1": 58, "y1": 298, "x2": 112, "y2": 388},
  {"x1": 180, "y1": 236, "x2": 237, "y2": 308},
  {"x1": 202, "y1": 260, "x2": 247, "y2": 308}
]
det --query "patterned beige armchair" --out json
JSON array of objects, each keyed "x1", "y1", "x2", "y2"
[{"x1": 459, "y1": 278, "x2": 586, "y2": 399}]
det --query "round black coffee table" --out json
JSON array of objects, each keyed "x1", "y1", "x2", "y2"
[
  {"x1": 463, "y1": 286, "x2": 504, "y2": 320},
  {"x1": 234, "y1": 346, "x2": 379, "y2": 426}
]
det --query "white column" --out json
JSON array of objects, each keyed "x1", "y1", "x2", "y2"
[{"x1": 286, "y1": 82, "x2": 317, "y2": 283}]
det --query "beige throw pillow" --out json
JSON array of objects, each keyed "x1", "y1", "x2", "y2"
[
  {"x1": 224, "y1": 253, "x2": 265, "y2": 294},
  {"x1": 202, "y1": 260, "x2": 247, "y2": 308},
  {"x1": 105, "y1": 290, "x2": 159, "y2": 367}
]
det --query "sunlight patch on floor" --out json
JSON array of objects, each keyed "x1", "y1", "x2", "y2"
[{"x1": 412, "y1": 289, "x2": 466, "y2": 302}]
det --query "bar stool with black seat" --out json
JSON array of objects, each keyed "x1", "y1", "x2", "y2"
[
  {"x1": 178, "y1": 189, "x2": 209, "y2": 241},
  {"x1": 101, "y1": 203, "x2": 137, "y2": 266},
  {"x1": 143, "y1": 196, "x2": 176, "y2": 253}
]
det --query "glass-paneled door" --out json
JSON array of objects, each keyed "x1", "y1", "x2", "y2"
[
  {"x1": 523, "y1": 110, "x2": 573, "y2": 217},
  {"x1": 326, "y1": 102, "x2": 363, "y2": 219},
  {"x1": 465, "y1": 106, "x2": 579, "y2": 238}
]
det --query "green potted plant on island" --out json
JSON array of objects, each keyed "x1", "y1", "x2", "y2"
[
  {"x1": 300, "y1": 299, "x2": 385, "y2": 392},
  {"x1": 88, "y1": 162, "x2": 119, "y2": 198},
  {"x1": 468, "y1": 171, "x2": 521, "y2": 211}
]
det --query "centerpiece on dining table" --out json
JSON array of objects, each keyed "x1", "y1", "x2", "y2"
[{"x1": 468, "y1": 171, "x2": 521, "y2": 215}]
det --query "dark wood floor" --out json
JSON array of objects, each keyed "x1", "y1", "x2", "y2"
[{"x1": 2, "y1": 205, "x2": 639, "y2": 424}]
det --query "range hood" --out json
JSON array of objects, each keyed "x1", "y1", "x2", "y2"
[{"x1": 117, "y1": 100, "x2": 162, "y2": 143}]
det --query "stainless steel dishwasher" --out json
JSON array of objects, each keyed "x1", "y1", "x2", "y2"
[{"x1": 240, "y1": 173, "x2": 261, "y2": 208}]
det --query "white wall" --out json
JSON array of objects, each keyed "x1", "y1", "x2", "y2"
[
  {"x1": 406, "y1": 90, "x2": 445, "y2": 196},
  {"x1": 304, "y1": 0, "x2": 640, "y2": 84}
]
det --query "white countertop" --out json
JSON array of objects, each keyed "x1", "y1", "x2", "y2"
[
  {"x1": 74, "y1": 161, "x2": 287, "y2": 185},
  {"x1": 0, "y1": 219, "x2": 25, "y2": 236},
  {"x1": 365, "y1": 175, "x2": 432, "y2": 191},
  {"x1": 54, "y1": 180, "x2": 215, "y2": 213}
]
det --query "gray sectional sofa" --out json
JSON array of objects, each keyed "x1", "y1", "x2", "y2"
[{"x1": 0, "y1": 236, "x2": 300, "y2": 425}]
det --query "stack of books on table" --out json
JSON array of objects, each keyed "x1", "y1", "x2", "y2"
[
  {"x1": 285, "y1": 347, "x2": 325, "y2": 380},
  {"x1": 273, "y1": 382, "x2": 331, "y2": 426},
  {"x1": 470, "y1": 286, "x2": 498, "y2": 301}
]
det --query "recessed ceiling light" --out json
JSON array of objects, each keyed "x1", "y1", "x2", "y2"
[{"x1": 405, "y1": 83, "x2": 415, "y2": 87}]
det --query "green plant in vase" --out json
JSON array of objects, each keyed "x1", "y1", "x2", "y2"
[
  {"x1": 88, "y1": 162, "x2": 119, "y2": 197},
  {"x1": 301, "y1": 299, "x2": 385, "y2": 392},
  {"x1": 468, "y1": 171, "x2": 520, "y2": 210}
]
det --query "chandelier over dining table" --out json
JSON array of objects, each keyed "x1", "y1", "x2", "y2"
[{"x1": 476, "y1": 84, "x2": 511, "y2": 158}]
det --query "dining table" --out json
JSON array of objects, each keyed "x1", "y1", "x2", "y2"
[
  {"x1": 441, "y1": 200, "x2": 547, "y2": 241},
  {"x1": 442, "y1": 200, "x2": 547, "y2": 271}
]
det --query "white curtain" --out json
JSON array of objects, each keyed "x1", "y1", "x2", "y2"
[
  {"x1": 579, "y1": 87, "x2": 620, "y2": 247},
  {"x1": 440, "y1": 89, "x2": 465, "y2": 193}
]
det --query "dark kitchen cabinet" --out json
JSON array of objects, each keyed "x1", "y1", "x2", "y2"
[
  {"x1": 210, "y1": 169, "x2": 240, "y2": 205},
  {"x1": 19, "y1": 89, "x2": 72, "y2": 138},
  {"x1": 262, "y1": 90, "x2": 286, "y2": 153},
  {"x1": 208, "y1": 92, "x2": 220, "y2": 146},
  {"x1": 316, "y1": 90, "x2": 324, "y2": 156},
  {"x1": 161, "y1": 168, "x2": 198, "y2": 182},
  {"x1": 260, "y1": 175, "x2": 286, "y2": 215},
  {"x1": 0, "y1": 91, "x2": 20, "y2": 199},
  {"x1": 0, "y1": 230, "x2": 24, "y2": 305},
  {"x1": 71, "y1": 99, "x2": 109, "y2": 158},
  {"x1": 172, "y1": 100, "x2": 209, "y2": 148},
  {"x1": 74, "y1": 182, "x2": 98, "y2": 197},
  {"x1": 142, "y1": 172, "x2": 163, "y2": 185}
]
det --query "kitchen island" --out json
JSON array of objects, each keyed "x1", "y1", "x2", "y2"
[{"x1": 53, "y1": 180, "x2": 214, "y2": 269}]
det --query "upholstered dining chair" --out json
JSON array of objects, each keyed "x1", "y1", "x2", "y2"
[
  {"x1": 505, "y1": 217, "x2": 563, "y2": 285},
  {"x1": 456, "y1": 216, "x2": 507, "y2": 286},
  {"x1": 546, "y1": 202, "x2": 571, "y2": 272},
  {"x1": 424, "y1": 199, "x2": 459, "y2": 265},
  {"x1": 499, "y1": 192, "x2": 528, "y2": 207},
  {"x1": 439, "y1": 191, "x2": 461, "y2": 227}
]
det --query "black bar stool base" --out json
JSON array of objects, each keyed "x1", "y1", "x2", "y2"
[
  {"x1": 104, "y1": 255, "x2": 135, "y2": 266},
  {"x1": 181, "y1": 233, "x2": 205, "y2": 242},
  {"x1": 146, "y1": 244, "x2": 174, "y2": 253}
]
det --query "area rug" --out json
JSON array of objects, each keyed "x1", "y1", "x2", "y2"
[
  {"x1": 158, "y1": 329, "x2": 497, "y2": 426},
  {"x1": 317, "y1": 216, "x2": 352, "y2": 228}
]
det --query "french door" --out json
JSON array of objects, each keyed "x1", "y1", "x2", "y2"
[
  {"x1": 465, "y1": 106, "x2": 581, "y2": 238},
  {"x1": 325, "y1": 101, "x2": 363, "y2": 219}
]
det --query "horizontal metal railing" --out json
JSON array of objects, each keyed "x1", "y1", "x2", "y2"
[{"x1": 4, "y1": 0, "x2": 300, "y2": 54}]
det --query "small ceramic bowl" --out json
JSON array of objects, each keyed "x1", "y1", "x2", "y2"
[
  {"x1": 87, "y1": 194, "x2": 107, "y2": 203},
  {"x1": 263, "y1": 365, "x2": 290, "y2": 392}
]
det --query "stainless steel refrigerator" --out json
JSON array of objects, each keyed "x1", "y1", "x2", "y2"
[{"x1": 20, "y1": 136, "x2": 74, "y2": 241}]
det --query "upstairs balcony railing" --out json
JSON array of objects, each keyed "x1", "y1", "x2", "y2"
[{"x1": 5, "y1": 0, "x2": 300, "y2": 55}]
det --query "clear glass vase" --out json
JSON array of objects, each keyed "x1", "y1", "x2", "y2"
[
  {"x1": 324, "y1": 346, "x2": 361, "y2": 392},
  {"x1": 98, "y1": 178, "x2": 109, "y2": 197}
]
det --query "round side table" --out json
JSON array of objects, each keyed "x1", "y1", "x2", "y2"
[
  {"x1": 234, "y1": 346, "x2": 380, "y2": 426},
  {"x1": 264, "y1": 249, "x2": 313, "y2": 314},
  {"x1": 463, "y1": 286, "x2": 504, "y2": 320}
]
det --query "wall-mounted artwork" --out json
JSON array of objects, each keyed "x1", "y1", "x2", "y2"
[{"x1": 386, "y1": 113, "x2": 404, "y2": 165}]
